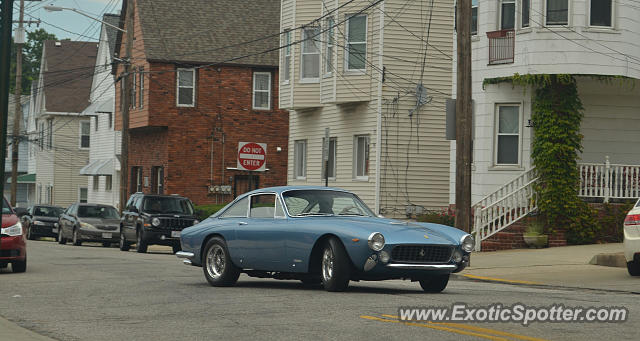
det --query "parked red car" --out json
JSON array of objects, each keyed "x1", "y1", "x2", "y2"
[{"x1": 1, "y1": 197, "x2": 27, "y2": 273}]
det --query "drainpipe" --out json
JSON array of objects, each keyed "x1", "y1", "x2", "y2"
[{"x1": 374, "y1": 1, "x2": 385, "y2": 215}]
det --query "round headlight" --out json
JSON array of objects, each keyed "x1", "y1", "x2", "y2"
[
  {"x1": 461, "y1": 234, "x2": 474, "y2": 253},
  {"x1": 368, "y1": 232, "x2": 385, "y2": 251},
  {"x1": 151, "y1": 218, "x2": 161, "y2": 227},
  {"x1": 192, "y1": 220, "x2": 200, "y2": 226},
  {"x1": 452, "y1": 249, "x2": 463, "y2": 263}
]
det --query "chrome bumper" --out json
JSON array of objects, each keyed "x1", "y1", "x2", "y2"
[
  {"x1": 176, "y1": 251, "x2": 194, "y2": 265},
  {"x1": 386, "y1": 263, "x2": 457, "y2": 270}
]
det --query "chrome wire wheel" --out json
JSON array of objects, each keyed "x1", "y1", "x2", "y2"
[
  {"x1": 206, "y1": 244, "x2": 226, "y2": 280},
  {"x1": 321, "y1": 248, "x2": 334, "y2": 282}
]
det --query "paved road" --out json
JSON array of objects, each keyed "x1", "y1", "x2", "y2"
[{"x1": 1, "y1": 241, "x2": 638, "y2": 340}]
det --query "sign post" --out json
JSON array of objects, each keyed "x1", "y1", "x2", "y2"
[{"x1": 237, "y1": 142, "x2": 267, "y2": 192}]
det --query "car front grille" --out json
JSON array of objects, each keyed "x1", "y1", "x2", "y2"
[
  {"x1": 96, "y1": 225, "x2": 118, "y2": 231},
  {"x1": 391, "y1": 245, "x2": 453, "y2": 264},
  {"x1": 159, "y1": 218, "x2": 195, "y2": 230}
]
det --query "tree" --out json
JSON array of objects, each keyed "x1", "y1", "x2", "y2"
[{"x1": 10, "y1": 28, "x2": 57, "y2": 93}]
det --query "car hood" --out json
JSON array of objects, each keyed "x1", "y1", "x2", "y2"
[
  {"x1": 33, "y1": 216, "x2": 60, "y2": 223},
  {"x1": 303, "y1": 216, "x2": 465, "y2": 245},
  {"x1": 2, "y1": 214, "x2": 18, "y2": 228},
  {"x1": 79, "y1": 218, "x2": 120, "y2": 226}
]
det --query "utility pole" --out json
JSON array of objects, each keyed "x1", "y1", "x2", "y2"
[
  {"x1": 10, "y1": 0, "x2": 25, "y2": 207},
  {"x1": 1, "y1": 0, "x2": 15, "y2": 207},
  {"x1": 455, "y1": 0, "x2": 472, "y2": 233},
  {"x1": 119, "y1": 0, "x2": 132, "y2": 212}
]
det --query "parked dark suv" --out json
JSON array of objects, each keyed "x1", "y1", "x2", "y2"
[{"x1": 120, "y1": 193, "x2": 198, "y2": 253}]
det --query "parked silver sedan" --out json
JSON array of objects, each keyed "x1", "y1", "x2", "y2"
[{"x1": 58, "y1": 203, "x2": 120, "y2": 247}]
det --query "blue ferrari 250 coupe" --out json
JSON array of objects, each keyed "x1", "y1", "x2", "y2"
[{"x1": 177, "y1": 186, "x2": 473, "y2": 292}]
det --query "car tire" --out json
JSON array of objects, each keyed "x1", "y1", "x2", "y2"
[
  {"x1": 172, "y1": 244, "x2": 181, "y2": 254},
  {"x1": 419, "y1": 274, "x2": 450, "y2": 293},
  {"x1": 202, "y1": 237, "x2": 240, "y2": 287},
  {"x1": 119, "y1": 231, "x2": 131, "y2": 251},
  {"x1": 12, "y1": 257, "x2": 27, "y2": 273},
  {"x1": 72, "y1": 228, "x2": 82, "y2": 246},
  {"x1": 136, "y1": 228, "x2": 148, "y2": 253},
  {"x1": 58, "y1": 228, "x2": 67, "y2": 244},
  {"x1": 628, "y1": 261, "x2": 640, "y2": 276},
  {"x1": 320, "y1": 238, "x2": 351, "y2": 292}
]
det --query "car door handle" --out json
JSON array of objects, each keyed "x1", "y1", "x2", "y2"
[{"x1": 238, "y1": 222, "x2": 248, "y2": 226}]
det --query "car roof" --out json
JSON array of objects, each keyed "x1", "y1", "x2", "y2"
[
  {"x1": 34, "y1": 205, "x2": 63, "y2": 208},
  {"x1": 243, "y1": 186, "x2": 352, "y2": 196},
  {"x1": 77, "y1": 203, "x2": 117, "y2": 208}
]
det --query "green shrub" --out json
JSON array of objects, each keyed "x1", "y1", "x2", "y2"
[
  {"x1": 194, "y1": 203, "x2": 227, "y2": 220},
  {"x1": 417, "y1": 209, "x2": 455, "y2": 227}
]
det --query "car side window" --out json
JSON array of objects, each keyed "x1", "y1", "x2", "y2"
[
  {"x1": 125, "y1": 196, "x2": 136, "y2": 210},
  {"x1": 250, "y1": 194, "x2": 276, "y2": 218},
  {"x1": 220, "y1": 197, "x2": 249, "y2": 218},
  {"x1": 134, "y1": 196, "x2": 143, "y2": 211}
]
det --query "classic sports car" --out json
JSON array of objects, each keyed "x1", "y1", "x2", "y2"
[{"x1": 177, "y1": 187, "x2": 473, "y2": 292}]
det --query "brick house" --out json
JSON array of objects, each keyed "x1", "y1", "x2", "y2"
[{"x1": 114, "y1": 0, "x2": 288, "y2": 205}]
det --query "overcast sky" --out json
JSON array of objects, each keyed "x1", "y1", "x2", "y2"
[{"x1": 14, "y1": 0, "x2": 122, "y2": 42}]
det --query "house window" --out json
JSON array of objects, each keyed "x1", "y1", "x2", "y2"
[
  {"x1": 46, "y1": 185, "x2": 53, "y2": 204},
  {"x1": 301, "y1": 27, "x2": 320, "y2": 81},
  {"x1": 177, "y1": 68, "x2": 196, "y2": 107},
  {"x1": 522, "y1": 0, "x2": 530, "y2": 28},
  {"x1": 325, "y1": 17, "x2": 335, "y2": 75},
  {"x1": 321, "y1": 137, "x2": 337, "y2": 180},
  {"x1": 79, "y1": 187, "x2": 88, "y2": 203},
  {"x1": 590, "y1": 0, "x2": 612, "y2": 27},
  {"x1": 501, "y1": 0, "x2": 516, "y2": 30},
  {"x1": 105, "y1": 175, "x2": 112, "y2": 191},
  {"x1": 151, "y1": 166, "x2": 164, "y2": 194},
  {"x1": 47, "y1": 119, "x2": 53, "y2": 149},
  {"x1": 253, "y1": 72, "x2": 271, "y2": 110},
  {"x1": 294, "y1": 140, "x2": 307, "y2": 179},
  {"x1": 131, "y1": 70, "x2": 137, "y2": 109},
  {"x1": 495, "y1": 105, "x2": 520, "y2": 165},
  {"x1": 131, "y1": 166, "x2": 143, "y2": 193},
  {"x1": 282, "y1": 30, "x2": 291, "y2": 82},
  {"x1": 93, "y1": 176, "x2": 99, "y2": 191},
  {"x1": 354, "y1": 135, "x2": 369, "y2": 179},
  {"x1": 346, "y1": 14, "x2": 367, "y2": 71},
  {"x1": 139, "y1": 67, "x2": 144, "y2": 108},
  {"x1": 80, "y1": 121, "x2": 90, "y2": 149},
  {"x1": 472, "y1": 0, "x2": 478, "y2": 35},
  {"x1": 546, "y1": 0, "x2": 568, "y2": 25}
]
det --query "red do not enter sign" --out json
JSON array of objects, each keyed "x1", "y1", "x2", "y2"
[{"x1": 237, "y1": 142, "x2": 267, "y2": 172}]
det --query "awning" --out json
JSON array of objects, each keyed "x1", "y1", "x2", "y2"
[
  {"x1": 6, "y1": 173, "x2": 36, "y2": 184},
  {"x1": 80, "y1": 159, "x2": 116, "y2": 176},
  {"x1": 81, "y1": 98, "x2": 114, "y2": 115}
]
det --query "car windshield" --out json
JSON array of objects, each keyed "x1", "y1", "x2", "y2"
[
  {"x1": 142, "y1": 197, "x2": 194, "y2": 215},
  {"x1": 282, "y1": 190, "x2": 374, "y2": 217},
  {"x1": 34, "y1": 206, "x2": 64, "y2": 217},
  {"x1": 77, "y1": 206, "x2": 120, "y2": 219},
  {"x1": 2, "y1": 198, "x2": 12, "y2": 215}
]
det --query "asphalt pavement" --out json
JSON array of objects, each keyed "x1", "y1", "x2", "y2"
[{"x1": 1, "y1": 240, "x2": 638, "y2": 340}]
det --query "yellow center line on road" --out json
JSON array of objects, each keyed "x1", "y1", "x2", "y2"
[
  {"x1": 360, "y1": 315, "x2": 510, "y2": 341},
  {"x1": 462, "y1": 274, "x2": 543, "y2": 286},
  {"x1": 380, "y1": 314, "x2": 548, "y2": 341}
]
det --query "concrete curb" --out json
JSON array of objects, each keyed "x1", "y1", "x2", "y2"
[
  {"x1": 0, "y1": 316, "x2": 54, "y2": 341},
  {"x1": 588, "y1": 252, "x2": 627, "y2": 268}
]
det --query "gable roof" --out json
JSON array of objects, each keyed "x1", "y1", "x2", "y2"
[
  {"x1": 42, "y1": 40, "x2": 98, "y2": 113},
  {"x1": 102, "y1": 13, "x2": 122, "y2": 57},
  {"x1": 116, "y1": 0, "x2": 280, "y2": 67}
]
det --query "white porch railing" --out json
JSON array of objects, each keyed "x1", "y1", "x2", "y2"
[
  {"x1": 579, "y1": 156, "x2": 640, "y2": 202},
  {"x1": 472, "y1": 168, "x2": 538, "y2": 251}
]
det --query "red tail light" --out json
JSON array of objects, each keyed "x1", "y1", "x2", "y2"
[{"x1": 624, "y1": 214, "x2": 640, "y2": 226}]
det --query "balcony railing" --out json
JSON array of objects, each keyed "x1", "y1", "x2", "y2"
[
  {"x1": 487, "y1": 29, "x2": 515, "y2": 65},
  {"x1": 579, "y1": 156, "x2": 640, "y2": 202}
]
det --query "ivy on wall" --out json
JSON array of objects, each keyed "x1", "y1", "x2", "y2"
[{"x1": 483, "y1": 74, "x2": 598, "y2": 243}]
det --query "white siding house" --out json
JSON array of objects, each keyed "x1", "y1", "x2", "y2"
[
  {"x1": 450, "y1": 0, "x2": 640, "y2": 246},
  {"x1": 281, "y1": 0, "x2": 454, "y2": 217},
  {"x1": 80, "y1": 14, "x2": 121, "y2": 208}
]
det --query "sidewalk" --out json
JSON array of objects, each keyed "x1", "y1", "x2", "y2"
[
  {"x1": 0, "y1": 316, "x2": 53, "y2": 341},
  {"x1": 458, "y1": 243, "x2": 639, "y2": 292}
]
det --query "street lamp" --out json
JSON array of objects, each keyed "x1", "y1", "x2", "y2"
[{"x1": 44, "y1": 5, "x2": 126, "y2": 33}]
